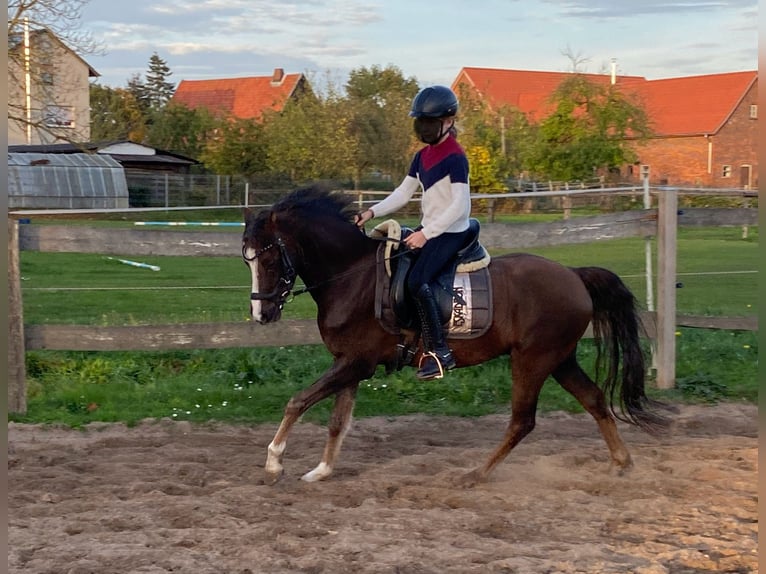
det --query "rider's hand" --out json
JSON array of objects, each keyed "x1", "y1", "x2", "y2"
[
  {"x1": 404, "y1": 230, "x2": 427, "y2": 249},
  {"x1": 355, "y1": 209, "x2": 374, "y2": 228}
]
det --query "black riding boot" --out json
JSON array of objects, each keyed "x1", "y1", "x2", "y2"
[{"x1": 414, "y1": 284, "x2": 456, "y2": 380}]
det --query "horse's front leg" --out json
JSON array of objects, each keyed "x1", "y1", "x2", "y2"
[
  {"x1": 263, "y1": 359, "x2": 366, "y2": 485},
  {"x1": 301, "y1": 385, "x2": 358, "y2": 482}
]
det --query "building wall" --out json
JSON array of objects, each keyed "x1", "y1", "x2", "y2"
[
  {"x1": 631, "y1": 136, "x2": 711, "y2": 186},
  {"x1": 711, "y1": 81, "x2": 758, "y2": 189},
  {"x1": 8, "y1": 31, "x2": 92, "y2": 145}
]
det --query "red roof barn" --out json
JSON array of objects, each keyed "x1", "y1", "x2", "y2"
[{"x1": 453, "y1": 67, "x2": 757, "y2": 188}]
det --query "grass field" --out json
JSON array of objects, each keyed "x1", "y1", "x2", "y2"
[
  {"x1": 12, "y1": 224, "x2": 758, "y2": 427},
  {"x1": 19, "y1": 226, "x2": 758, "y2": 324}
]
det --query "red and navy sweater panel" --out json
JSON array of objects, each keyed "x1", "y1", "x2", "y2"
[{"x1": 407, "y1": 136, "x2": 469, "y2": 191}]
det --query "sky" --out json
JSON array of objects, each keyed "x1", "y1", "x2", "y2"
[{"x1": 78, "y1": 0, "x2": 758, "y2": 89}]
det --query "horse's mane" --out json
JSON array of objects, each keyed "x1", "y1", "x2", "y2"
[{"x1": 271, "y1": 185, "x2": 358, "y2": 224}]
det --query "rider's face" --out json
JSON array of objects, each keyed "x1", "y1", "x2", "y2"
[{"x1": 414, "y1": 117, "x2": 453, "y2": 144}]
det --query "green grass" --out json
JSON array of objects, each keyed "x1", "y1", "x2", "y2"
[
  {"x1": 13, "y1": 224, "x2": 758, "y2": 427},
  {"x1": 20, "y1": 225, "x2": 757, "y2": 324},
  {"x1": 11, "y1": 327, "x2": 757, "y2": 428}
]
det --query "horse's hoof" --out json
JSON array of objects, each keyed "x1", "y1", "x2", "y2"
[
  {"x1": 611, "y1": 460, "x2": 633, "y2": 477},
  {"x1": 264, "y1": 468, "x2": 284, "y2": 486},
  {"x1": 452, "y1": 468, "x2": 485, "y2": 488},
  {"x1": 301, "y1": 462, "x2": 332, "y2": 482}
]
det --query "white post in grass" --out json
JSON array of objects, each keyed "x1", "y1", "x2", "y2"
[{"x1": 642, "y1": 169, "x2": 657, "y2": 373}]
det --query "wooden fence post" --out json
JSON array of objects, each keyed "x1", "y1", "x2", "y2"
[
  {"x1": 655, "y1": 189, "x2": 677, "y2": 389},
  {"x1": 8, "y1": 218, "x2": 27, "y2": 414}
]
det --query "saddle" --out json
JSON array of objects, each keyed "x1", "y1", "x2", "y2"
[{"x1": 372, "y1": 218, "x2": 493, "y2": 350}]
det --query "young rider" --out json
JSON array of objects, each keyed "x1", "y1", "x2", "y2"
[{"x1": 355, "y1": 85, "x2": 472, "y2": 380}]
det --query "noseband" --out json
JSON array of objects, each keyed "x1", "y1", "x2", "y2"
[{"x1": 243, "y1": 236, "x2": 297, "y2": 307}]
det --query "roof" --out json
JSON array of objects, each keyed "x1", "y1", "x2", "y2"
[
  {"x1": 628, "y1": 71, "x2": 757, "y2": 136},
  {"x1": 9, "y1": 27, "x2": 99, "y2": 77},
  {"x1": 9, "y1": 141, "x2": 198, "y2": 166},
  {"x1": 453, "y1": 67, "x2": 757, "y2": 137},
  {"x1": 8, "y1": 152, "x2": 129, "y2": 209},
  {"x1": 453, "y1": 67, "x2": 647, "y2": 122},
  {"x1": 8, "y1": 152, "x2": 122, "y2": 169},
  {"x1": 171, "y1": 69, "x2": 305, "y2": 119}
]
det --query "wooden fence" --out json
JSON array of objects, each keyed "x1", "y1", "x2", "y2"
[{"x1": 7, "y1": 203, "x2": 758, "y2": 413}]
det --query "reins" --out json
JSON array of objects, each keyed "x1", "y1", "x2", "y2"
[{"x1": 289, "y1": 233, "x2": 408, "y2": 298}]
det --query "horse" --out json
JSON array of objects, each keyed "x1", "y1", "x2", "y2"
[{"x1": 242, "y1": 185, "x2": 669, "y2": 487}]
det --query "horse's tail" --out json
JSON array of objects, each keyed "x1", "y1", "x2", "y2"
[{"x1": 572, "y1": 266, "x2": 672, "y2": 433}]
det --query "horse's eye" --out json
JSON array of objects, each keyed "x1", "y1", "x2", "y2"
[{"x1": 262, "y1": 257, "x2": 280, "y2": 271}]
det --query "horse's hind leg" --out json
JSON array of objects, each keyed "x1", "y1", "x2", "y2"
[
  {"x1": 456, "y1": 349, "x2": 550, "y2": 487},
  {"x1": 552, "y1": 353, "x2": 632, "y2": 473},
  {"x1": 301, "y1": 385, "x2": 358, "y2": 482}
]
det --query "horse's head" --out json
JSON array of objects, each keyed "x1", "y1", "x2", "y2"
[
  {"x1": 242, "y1": 185, "x2": 365, "y2": 324},
  {"x1": 242, "y1": 206, "x2": 297, "y2": 324}
]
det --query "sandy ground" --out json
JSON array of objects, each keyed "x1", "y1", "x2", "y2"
[{"x1": 8, "y1": 402, "x2": 758, "y2": 574}]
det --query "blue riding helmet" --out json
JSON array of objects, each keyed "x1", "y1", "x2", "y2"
[{"x1": 409, "y1": 86, "x2": 459, "y2": 118}]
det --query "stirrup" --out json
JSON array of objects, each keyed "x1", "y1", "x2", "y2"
[{"x1": 416, "y1": 351, "x2": 454, "y2": 380}]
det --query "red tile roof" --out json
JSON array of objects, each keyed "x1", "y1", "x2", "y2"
[
  {"x1": 453, "y1": 67, "x2": 647, "y2": 122},
  {"x1": 171, "y1": 69, "x2": 304, "y2": 119},
  {"x1": 627, "y1": 71, "x2": 757, "y2": 136},
  {"x1": 452, "y1": 67, "x2": 757, "y2": 137}
]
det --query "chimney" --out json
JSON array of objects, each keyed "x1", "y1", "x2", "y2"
[
  {"x1": 610, "y1": 58, "x2": 617, "y2": 85},
  {"x1": 271, "y1": 68, "x2": 285, "y2": 85}
]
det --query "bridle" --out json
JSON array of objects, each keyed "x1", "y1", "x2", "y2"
[
  {"x1": 243, "y1": 229, "x2": 409, "y2": 307},
  {"x1": 242, "y1": 236, "x2": 297, "y2": 308}
]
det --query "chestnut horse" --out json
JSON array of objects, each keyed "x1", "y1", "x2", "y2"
[{"x1": 242, "y1": 186, "x2": 668, "y2": 486}]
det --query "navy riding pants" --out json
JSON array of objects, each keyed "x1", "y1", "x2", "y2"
[{"x1": 406, "y1": 228, "x2": 472, "y2": 296}]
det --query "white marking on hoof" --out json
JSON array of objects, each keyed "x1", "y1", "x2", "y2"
[
  {"x1": 301, "y1": 462, "x2": 332, "y2": 482},
  {"x1": 265, "y1": 440, "x2": 285, "y2": 475}
]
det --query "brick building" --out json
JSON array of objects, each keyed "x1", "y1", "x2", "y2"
[{"x1": 452, "y1": 68, "x2": 757, "y2": 188}]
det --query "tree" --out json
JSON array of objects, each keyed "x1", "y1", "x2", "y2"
[
  {"x1": 126, "y1": 73, "x2": 151, "y2": 115},
  {"x1": 525, "y1": 74, "x2": 652, "y2": 181},
  {"x1": 199, "y1": 117, "x2": 268, "y2": 176},
  {"x1": 8, "y1": 0, "x2": 102, "y2": 144},
  {"x1": 453, "y1": 84, "x2": 532, "y2": 193},
  {"x1": 342, "y1": 65, "x2": 420, "y2": 187},
  {"x1": 144, "y1": 52, "x2": 175, "y2": 111},
  {"x1": 89, "y1": 83, "x2": 146, "y2": 142},
  {"x1": 145, "y1": 102, "x2": 216, "y2": 159},
  {"x1": 261, "y1": 84, "x2": 353, "y2": 182}
]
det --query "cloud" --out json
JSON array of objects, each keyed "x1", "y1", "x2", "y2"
[{"x1": 544, "y1": 0, "x2": 754, "y2": 18}]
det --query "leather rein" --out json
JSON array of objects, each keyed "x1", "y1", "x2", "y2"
[{"x1": 243, "y1": 231, "x2": 406, "y2": 306}]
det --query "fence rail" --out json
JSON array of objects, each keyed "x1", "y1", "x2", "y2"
[
  {"x1": 23, "y1": 312, "x2": 756, "y2": 353},
  {"x1": 15, "y1": 208, "x2": 758, "y2": 255},
  {"x1": 7, "y1": 195, "x2": 758, "y2": 414}
]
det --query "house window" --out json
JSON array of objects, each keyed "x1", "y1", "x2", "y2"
[
  {"x1": 722, "y1": 165, "x2": 732, "y2": 178},
  {"x1": 749, "y1": 105, "x2": 758, "y2": 119},
  {"x1": 43, "y1": 105, "x2": 75, "y2": 128}
]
